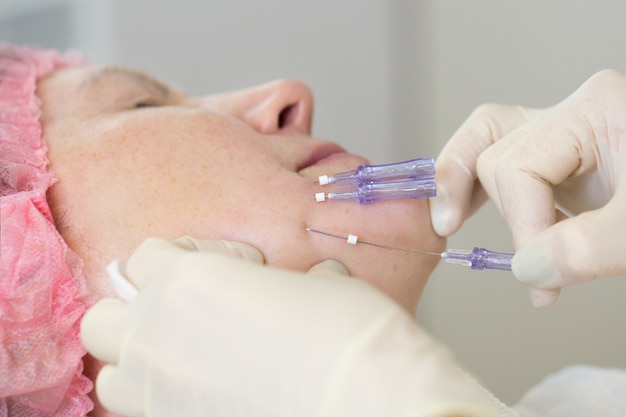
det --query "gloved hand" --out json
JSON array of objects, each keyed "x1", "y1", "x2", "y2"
[
  {"x1": 430, "y1": 69, "x2": 626, "y2": 308},
  {"x1": 81, "y1": 237, "x2": 514, "y2": 417},
  {"x1": 513, "y1": 366, "x2": 626, "y2": 417}
]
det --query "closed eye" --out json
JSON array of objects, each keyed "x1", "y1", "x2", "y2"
[{"x1": 134, "y1": 101, "x2": 160, "y2": 109}]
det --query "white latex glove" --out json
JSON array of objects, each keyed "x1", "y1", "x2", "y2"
[
  {"x1": 81, "y1": 237, "x2": 515, "y2": 417},
  {"x1": 513, "y1": 366, "x2": 626, "y2": 417},
  {"x1": 430, "y1": 69, "x2": 626, "y2": 308}
]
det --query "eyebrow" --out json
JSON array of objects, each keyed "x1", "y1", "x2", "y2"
[{"x1": 78, "y1": 66, "x2": 170, "y2": 97}]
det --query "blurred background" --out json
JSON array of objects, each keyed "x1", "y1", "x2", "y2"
[{"x1": 3, "y1": 0, "x2": 626, "y2": 404}]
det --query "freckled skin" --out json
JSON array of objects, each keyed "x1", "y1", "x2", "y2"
[
  {"x1": 38, "y1": 65, "x2": 445, "y2": 313},
  {"x1": 38, "y1": 66, "x2": 446, "y2": 417}
]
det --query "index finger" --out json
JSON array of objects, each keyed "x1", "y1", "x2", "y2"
[
  {"x1": 431, "y1": 104, "x2": 538, "y2": 236},
  {"x1": 174, "y1": 236, "x2": 264, "y2": 263},
  {"x1": 125, "y1": 237, "x2": 190, "y2": 289},
  {"x1": 492, "y1": 120, "x2": 592, "y2": 248},
  {"x1": 125, "y1": 237, "x2": 264, "y2": 289}
]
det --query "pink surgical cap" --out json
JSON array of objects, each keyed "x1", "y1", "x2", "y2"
[{"x1": 0, "y1": 44, "x2": 93, "y2": 416}]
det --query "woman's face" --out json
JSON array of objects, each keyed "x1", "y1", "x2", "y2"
[{"x1": 39, "y1": 65, "x2": 445, "y2": 311}]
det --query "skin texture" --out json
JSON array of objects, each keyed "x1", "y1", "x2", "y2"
[
  {"x1": 39, "y1": 65, "x2": 445, "y2": 312},
  {"x1": 38, "y1": 65, "x2": 445, "y2": 416}
]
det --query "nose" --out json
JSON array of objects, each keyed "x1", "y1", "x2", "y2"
[{"x1": 202, "y1": 80, "x2": 314, "y2": 134}]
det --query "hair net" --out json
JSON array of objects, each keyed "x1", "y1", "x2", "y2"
[{"x1": 0, "y1": 44, "x2": 93, "y2": 416}]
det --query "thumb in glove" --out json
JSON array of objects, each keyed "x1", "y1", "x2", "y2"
[{"x1": 513, "y1": 193, "x2": 626, "y2": 308}]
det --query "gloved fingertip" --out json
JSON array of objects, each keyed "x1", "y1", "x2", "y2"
[
  {"x1": 528, "y1": 287, "x2": 561, "y2": 309},
  {"x1": 218, "y1": 240, "x2": 265, "y2": 263},
  {"x1": 173, "y1": 236, "x2": 204, "y2": 251},
  {"x1": 97, "y1": 364, "x2": 143, "y2": 417},
  {"x1": 308, "y1": 259, "x2": 349, "y2": 276},
  {"x1": 174, "y1": 236, "x2": 265, "y2": 263},
  {"x1": 81, "y1": 298, "x2": 127, "y2": 363},
  {"x1": 512, "y1": 243, "x2": 561, "y2": 288},
  {"x1": 512, "y1": 242, "x2": 563, "y2": 308},
  {"x1": 428, "y1": 198, "x2": 458, "y2": 237}
]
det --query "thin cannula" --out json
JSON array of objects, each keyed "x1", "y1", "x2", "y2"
[
  {"x1": 314, "y1": 178, "x2": 437, "y2": 204},
  {"x1": 315, "y1": 158, "x2": 436, "y2": 205},
  {"x1": 318, "y1": 158, "x2": 435, "y2": 186},
  {"x1": 306, "y1": 227, "x2": 441, "y2": 255},
  {"x1": 306, "y1": 227, "x2": 513, "y2": 271}
]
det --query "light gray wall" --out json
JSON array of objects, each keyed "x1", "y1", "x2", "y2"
[
  {"x1": 109, "y1": 0, "x2": 398, "y2": 163},
  {"x1": 4, "y1": 0, "x2": 626, "y2": 405}
]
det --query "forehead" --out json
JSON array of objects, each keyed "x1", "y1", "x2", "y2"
[
  {"x1": 37, "y1": 66, "x2": 96, "y2": 123},
  {"x1": 77, "y1": 66, "x2": 171, "y2": 95},
  {"x1": 39, "y1": 65, "x2": 168, "y2": 92},
  {"x1": 39, "y1": 65, "x2": 98, "y2": 90}
]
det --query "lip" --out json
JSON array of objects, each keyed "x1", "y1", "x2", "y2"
[
  {"x1": 297, "y1": 143, "x2": 348, "y2": 171},
  {"x1": 311, "y1": 151, "x2": 369, "y2": 169}
]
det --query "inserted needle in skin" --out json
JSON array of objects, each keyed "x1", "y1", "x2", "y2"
[
  {"x1": 305, "y1": 227, "x2": 441, "y2": 256},
  {"x1": 306, "y1": 227, "x2": 514, "y2": 271}
]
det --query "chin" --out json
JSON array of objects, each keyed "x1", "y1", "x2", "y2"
[
  {"x1": 309, "y1": 198, "x2": 445, "y2": 312},
  {"x1": 347, "y1": 242, "x2": 441, "y2": 312}
]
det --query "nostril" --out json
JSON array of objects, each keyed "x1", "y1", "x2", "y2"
[{"x1": 278, "y1": 103, "x2": 299, "y2": 129}]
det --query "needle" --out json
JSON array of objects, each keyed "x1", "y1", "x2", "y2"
[{"x1": 305, "y1": 227, "x2": 441, "y2": 256}]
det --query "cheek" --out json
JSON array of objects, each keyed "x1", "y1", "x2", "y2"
[
  {"x1": 46, "y1": 114, "x2": 275, "y2": 247},
  {"x1": 211, "y1": 183, "x2": 313, "y2": 269},
  {"x1": 302, "y1": 198, "x2": 445, "y2": 308}
]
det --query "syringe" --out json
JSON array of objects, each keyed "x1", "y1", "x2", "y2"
[
  {"x1": 306, "y1": 227, "x2": 513, "y2": 272},
  {"x1": 316, "y1": 158, "x2": 437, "y2": 204},
  {"x1": 441, "y1": 247, "x2": 513, "y2": 271},
  {"x1": 318, "y1": 158, "x2": 435, "y2": 186},
  {"x1": 315, "y1": 178, "x2": 436, "y2": 204}
]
